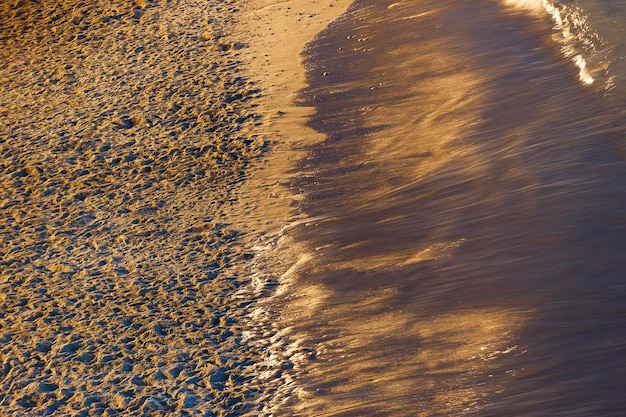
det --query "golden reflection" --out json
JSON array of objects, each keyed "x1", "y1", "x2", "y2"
[
  {"x1": 336, "y1": 239, "x2": 466, "y2": 271},
  {"x1": 250, "y1": 0, "x2": 540, "y2": 415},
  {"x1": 287, "y1": 279, "x2": 525, "y2": 416},
  {"x1": 266, "y1": 1, "x2": 531, "y2": 414},
  {"x1": 326, "y1": 45, "x2": 485, "y2": 214}
]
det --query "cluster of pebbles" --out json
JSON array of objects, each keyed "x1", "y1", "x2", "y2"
[{"x1": 0, "y1": 0, "x2": 290, "y2": 415}]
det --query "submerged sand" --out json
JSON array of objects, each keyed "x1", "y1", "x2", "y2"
[{"x1": 0, "y1": 0, "x2": 353, "y2": 415}]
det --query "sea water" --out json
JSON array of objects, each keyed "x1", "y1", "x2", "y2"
[{"x1": 269, "y1": 0, "x2": 626, "y2": 415}]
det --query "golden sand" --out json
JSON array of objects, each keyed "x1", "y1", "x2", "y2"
[{"x1": 0, "y1": 0, "x2": 351, "y2": 415}]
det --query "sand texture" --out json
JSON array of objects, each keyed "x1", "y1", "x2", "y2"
[
  {"x1": 0, "y1": 1, "x2": 275, "y2": 415},
  {"x1": 222, "y1": 0, "x2": 355, "y2": 237}
]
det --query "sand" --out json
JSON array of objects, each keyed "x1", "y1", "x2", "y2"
[
  {"x1": 228, "y1": 0, "x2": 355, "y2": 234},
  {"x1": 0, "y1": 0, "x2": 352, "y2": 415},
  {"x1": 226, "y1": 0, "x2": 355, "y2": 412}
]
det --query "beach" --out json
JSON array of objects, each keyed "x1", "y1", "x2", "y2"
[
  {"x1": 2, "y1": 0, "x2": 626, "y2": 416},
  {"x1": 0, "y1": 0, "x2": 349, "y2": 415}
]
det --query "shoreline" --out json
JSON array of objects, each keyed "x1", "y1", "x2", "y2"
[
  {"x1": 228, "y1": 0, "x2": 354, "y2": 237},
  {"x1": 240, "y1": 1, "x2": 626, "y2": 415},
  {"x1": 224, "y1": 0, "x2": 355, "y2": 413},
  {"x1": 3, "y1": 0, "x2": 626, "y2": 416}
]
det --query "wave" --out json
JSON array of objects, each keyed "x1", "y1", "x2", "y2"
[{"x1": 503, "y1": 0, "x2": 612, "y2": 90}]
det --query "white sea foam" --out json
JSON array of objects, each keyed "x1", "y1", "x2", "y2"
[
  {"x1": 503, "y1": 0, "x2": 609, "y2": 87},
  {"x1": 502, "y1": 0, "x2": 547, "y2": 12}
]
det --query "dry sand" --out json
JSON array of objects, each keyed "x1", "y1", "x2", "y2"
[{"x1": 0, "y1": 0, "x2": 351, "y2": 415}]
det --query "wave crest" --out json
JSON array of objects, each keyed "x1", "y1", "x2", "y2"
[{"x1": 503, "y1": 0, "x2": 611, "y2": 89}]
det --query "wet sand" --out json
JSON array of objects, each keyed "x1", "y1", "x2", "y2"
[
  {"x1": 0, "y1": 0, "x2": 350, "y2": 415},
  {"x1": 229, "y1": 0, "x2": 354, "y2": 234}
]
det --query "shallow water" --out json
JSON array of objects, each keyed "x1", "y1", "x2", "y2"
[{"x1": 273, "y1": 0, "x2": 626, "y2": 415}]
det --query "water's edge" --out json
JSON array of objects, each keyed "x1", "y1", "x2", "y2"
[{"x1": 269, "y1": 0, "x2": 626, "y2": 415}]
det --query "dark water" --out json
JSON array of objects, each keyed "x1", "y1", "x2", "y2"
[{"x1": 273, "y1": 0, "x2": 626, "y2": 415}]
